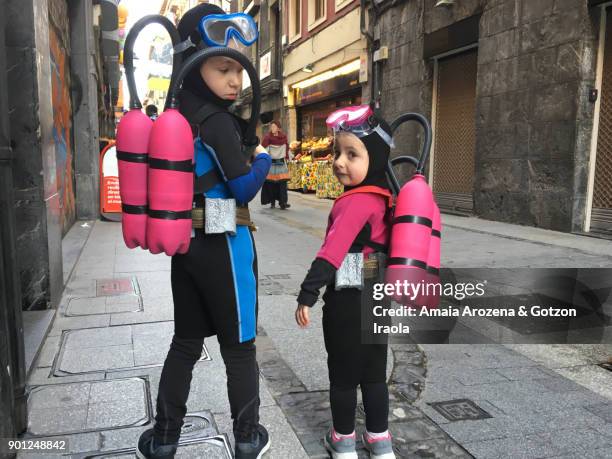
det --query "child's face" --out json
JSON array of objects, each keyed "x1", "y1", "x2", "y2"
[
  {"x1": 199, "y1": 55, "x2": 243, "y2": 101},
  {"x1": 333, "y1": 132, "x2": 369, "y2": 186}
]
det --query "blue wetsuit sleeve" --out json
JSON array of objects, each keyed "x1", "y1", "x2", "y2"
[{"x1": 226, "y1": 153, "x2": 272, "y2": 204}]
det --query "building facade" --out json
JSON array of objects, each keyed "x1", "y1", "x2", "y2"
[
  {"x1": 370, "y1": 0, "x2": 611, "y2": 236},
  {"x1": 1, "y1": 0, "x2": 114, "y2": 436},
  {"x1": 281, "y1": 0, "x2": 368, "y2": 142}
]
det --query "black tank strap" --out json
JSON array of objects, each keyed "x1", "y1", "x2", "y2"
[
  {"x1": 122, "y1": 204, "x2": 147, "y2": 214},
  {"x1": 350, "y1": 223, "x2": 389, "y2": 254},
  {"x1": 117, "y1": 151, "x2": 148, "y2": 163},
  {"x1": 148, "y1": 158, "x2": 193, "y2": 172},
  {"x1": 393, "y1": 214, "x2": 433, "y2": 228},
  {"x1": 147, "y1": 209, "x2": 192, "y2": 220}
]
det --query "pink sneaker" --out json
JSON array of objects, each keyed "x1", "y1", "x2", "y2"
[{"x1": 362, "y1": 431, "x2": 396, "y2": 459}]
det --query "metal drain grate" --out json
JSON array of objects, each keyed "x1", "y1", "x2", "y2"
[
  {"x1": 429, "y1": 398, "x2": 493, "y2": 422},
  {"x1": 73, "y1": 434, "x2": 232, "y2": 458},
  {"x1": 96, "y1": 277, "x2": 139, "y2": 297},
  {"x1": 180, "y1": 411, "x2": 218, "y2": 439}
]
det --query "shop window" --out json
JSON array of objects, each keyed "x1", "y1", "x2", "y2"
[
  {"x1": 259, "y1": 4, "x2": 270, "y2": 51},
  {"x1": 308, "y1": 0, "x2": 326, "y2": 31},
  {"x1": 289, "y1": 0, "x2": 301, "y2": 42}
]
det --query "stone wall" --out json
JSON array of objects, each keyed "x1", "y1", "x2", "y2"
[
  {"x1": 374, "y1": 0, "x2": 599, "y2": 231},
  {"x1": 6, "y1": 0, "x2": 63, "y2": 310},
  {"x1": 476, "y1": 0, "x2": 598, "y2": 231}
]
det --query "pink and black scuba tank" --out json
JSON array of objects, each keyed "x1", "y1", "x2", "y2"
[
  {"x1": 117, "y1": 15, "x2": 182, "y2": 250},
  {"x1": 385, "y1": 113, "x2": 441, "y2": 308},
  {"x1": 145, "y1": 46, "x2": 262, "y2": 256}
]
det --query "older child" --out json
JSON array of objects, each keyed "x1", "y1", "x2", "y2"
[
  {"x1": 296, "y1": 105, "x2": 396, "y2": 459},
  {"x1": 136, "y1": 5, "x2": 271, "y2": 459}
]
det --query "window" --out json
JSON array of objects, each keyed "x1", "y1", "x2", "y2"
[
  {"x1": 289, "y1": 0, "x2": 301, "y2": 41},
  {"x1": 308, "y1": 0, "x2": 326, "y2": 30},
  {"x1": 259, "y1": 3, "x2": 270, "y2": 50}
]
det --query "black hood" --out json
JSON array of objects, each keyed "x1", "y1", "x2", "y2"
[
  {"x1": 177, "y1": 3, "x2": 234, "y2": 109},
  {"x1": 344, "y1": 115, "x2": 393, "y2": 192}
]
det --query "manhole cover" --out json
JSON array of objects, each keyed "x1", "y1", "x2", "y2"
[
  {"x1": 429, "y1": 399, "x2": 493, "y2": 422},
  {"x1": 65, "y1": 295, "x2": 143, "y2": 316},
  {"x1": 73, "y1": 434, "x2": 232, "y2": 458},
  {"x1": 96, "y1": 278, "x2": 139, "y2": 297},
  {"x1": 26, "y1": 378, "x2": 151, "y2": 436},
  {"x1": 180, "y1": 412, "x2": 217, "y2": 438}
]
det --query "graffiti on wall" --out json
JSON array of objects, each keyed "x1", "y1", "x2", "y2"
[{"x1": 49, "y1": 24, "x2": 76, "y2": 236}]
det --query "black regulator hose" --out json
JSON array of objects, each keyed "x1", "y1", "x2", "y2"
[
  {"x1": 168, "y1": 47, "x2": 261, "y2": 148},
  {"x1": 389, "y1": 113, "x2": 432, "y2": 175},
  {"x1": 384, "y1": 113, "x2": 432, "y2": 194},
  {"x1": 123, "y1": 15, "x2": 182, "y2": 110}
]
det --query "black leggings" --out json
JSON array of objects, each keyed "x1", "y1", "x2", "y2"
[
  {"x1": 154, "y1": 336, "x2": 259, "y2": 444},
  {"x1": 322, "y1": 286, "x2": 389, "y2": 435}
]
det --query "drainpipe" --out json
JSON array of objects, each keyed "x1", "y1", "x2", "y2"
[{"x1": 361, "y1": 0, "x2": 381, "y2": 108}]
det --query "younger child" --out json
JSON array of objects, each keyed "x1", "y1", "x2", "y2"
[{"x1": 295, "y1": 105, "x2": 396, "y2": 459}]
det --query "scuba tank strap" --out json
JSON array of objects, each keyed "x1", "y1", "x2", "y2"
[
  {"x1": 194, "y1": 168, "x2": 223, "y2": 194},
  {"x1": 350, "y1": 223, "x2": 388, "y2": 254}
]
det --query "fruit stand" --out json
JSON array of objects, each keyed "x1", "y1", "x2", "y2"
[{"x1": 287, "y1": 137, "x2": 344, "y2": 199}]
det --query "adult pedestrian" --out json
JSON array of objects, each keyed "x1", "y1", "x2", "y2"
[{"x1": 260, "y1": 120, "x2": 291, "y2": 209}]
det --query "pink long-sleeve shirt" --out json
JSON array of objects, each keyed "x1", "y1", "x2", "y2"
[{"x1": 316, "y1": 189, "x2": 391, "y2": 268}]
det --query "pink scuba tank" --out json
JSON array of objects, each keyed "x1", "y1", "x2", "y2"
[
  {"x1": 145, "y1": 108, "x2": 194, "y2": 256},
  {"x1": 117, "y1": 14, "x2": 182, "y2": 251},
  {"x1": 385, "y1": 173, "x2": 434, "y2": 306},
  {"x1": 116, "y1": 111, "x2": 152, "y2": 249},
  {"x1": 423, "y1": 203, "x2": 441, "y2": 309}
]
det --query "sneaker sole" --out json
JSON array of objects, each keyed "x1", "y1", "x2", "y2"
[
  {"x1": 256, "y1": 436, "x2": 271, "y2": 459},
  {"x1": 323, "y1": 437, "x2": 358, "y2": 459}
]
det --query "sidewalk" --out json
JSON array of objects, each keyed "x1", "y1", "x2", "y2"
[{"x1": 18, "y1": 191, "x2": 612, "y2": 458}]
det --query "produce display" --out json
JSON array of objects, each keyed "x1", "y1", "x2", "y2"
[{"x1": 287, "y1": 136, "x2": 341, "y2": 199}]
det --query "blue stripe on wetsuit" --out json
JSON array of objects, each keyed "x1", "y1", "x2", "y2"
[
  {"x1": 194, "y1": 139, "x2": 259, "y2": 342},
  {"x1": 225, "y1": 227, "x2": 257, "y2": 342}
]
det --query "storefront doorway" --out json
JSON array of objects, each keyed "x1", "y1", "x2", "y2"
[
  {"x1": 589, "y1": 6, "x2": 612, "y2": 235},
  {"x1": 431, "y1": 49, "x2": 478, "y2": 214}
]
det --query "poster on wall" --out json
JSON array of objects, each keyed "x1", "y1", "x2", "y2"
[
  {"x1": 49, "y1": 24, "x2": 76, "y2": 236},
  {"x1": 260, "y1": 51, "x2": 271, "y2": 80}
]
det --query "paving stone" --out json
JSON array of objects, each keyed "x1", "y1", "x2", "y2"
[
  {"x1": 64, "y1": 326, "x2": 133, "y2": 349},
  {"x1": 48, "y1": 315, "x2": 112, "y2": 336},
  {"x1": 28, "y1": 406, "x2": 88, "y2": 436},
  {"x1": 394, "y1": 436, "x2": 472, "y2": 458},
  {"x1": 449, "y1": 368, "x2": 511, "y2": 386},
  {"x1": 66, "y1": 297, "x2": 108, "y2": 316},
  {"x1": 36, "y1": 336, "x2": 61, "y2": 368},
  {"x1": 531, "y1": 376, "x2": 586, "y2": 392},
  {"x1": 28, "y1": 382, "x2": 92, "y2": 409},
  {"x1": 57, "y1": 344, "x2": 134, "y2": 375},
  {"x1": 89, "y1": 378, "x2": 145, "y2": 403},
  {"x1": 277, "y1": 391, "x2": 330, "y2": 457},
  {"x1": 584, "y1": 402, "x2": 612, "y2": 423},
  {"x1": 85, "y1": 397, "x2": 148, "y2": 430},
  {"x1": 494, "y1": 365, "x2": 558, "y2": 380}
]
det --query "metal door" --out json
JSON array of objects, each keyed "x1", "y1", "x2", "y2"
[
  {"x1": 432, "y1": 50, "x2": 477, "y2": 214},
  {"x1": 591, "y1": 8, "x2": 612, "y2": 235}
]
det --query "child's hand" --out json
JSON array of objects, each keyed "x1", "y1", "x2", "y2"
[
  {"x1": 295, "y1": 304, "x2": 310, "y2": 328},
  {"x1": 254, "y1": 144, "x2": 267, "y2": 155}
]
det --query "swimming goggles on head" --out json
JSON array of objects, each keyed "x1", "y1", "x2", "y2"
[
  {"x1": 198, "y1": 13, "x2": 258, "y2": 51},
  {"x1": 326, "y1": 105, "x2": 395, "y2": 148}
]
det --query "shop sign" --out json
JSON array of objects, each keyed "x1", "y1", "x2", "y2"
[
  {"x1": 100, "y1": 141, "x2": 122, "y2": 221},
  {"x1": 359, "y1": 54, "x2": 368, "y2": 83},
  {"x1": 260, "y1": 51, "x2": 271, "y2": 80},
  {"x1": 297, "y1": 70, "x2": 360, "y2": 105}
]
